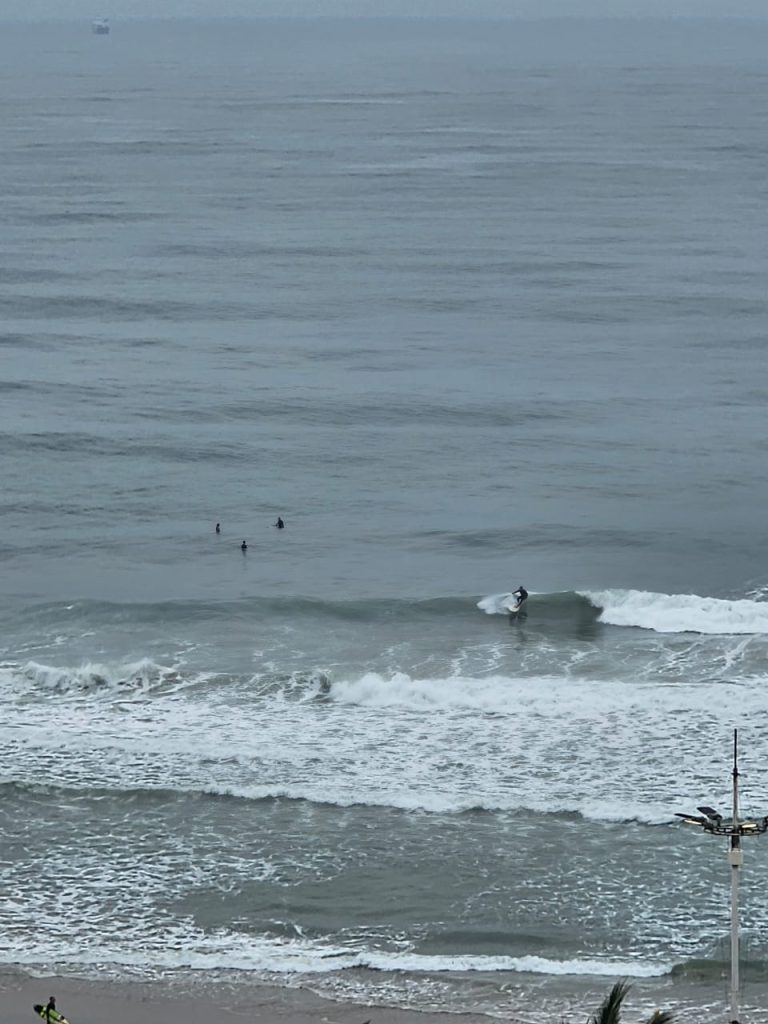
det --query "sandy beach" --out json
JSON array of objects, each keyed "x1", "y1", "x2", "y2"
[{"x1": 0, "y1": 972, "x2": 501, "y2": 1024}]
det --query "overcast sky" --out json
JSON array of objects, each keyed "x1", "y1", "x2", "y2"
[{"x1": 4, "y1": 0, "x2": 768, "y2": 19}]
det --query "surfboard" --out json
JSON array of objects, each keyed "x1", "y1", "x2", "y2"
[
  {"x1": 34, "y1": 1005, "x2": 70, "y2": 1024},
  {"x1": 502, "y1": 597, "x2": 523, "y2": 615}
]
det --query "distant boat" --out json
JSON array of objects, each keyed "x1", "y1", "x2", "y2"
[{"x1": 92, "y1": 18, "x2": 110, "y2": 34}]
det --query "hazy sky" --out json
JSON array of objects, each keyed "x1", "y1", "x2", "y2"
[{"x1": 5, "y1": 0, "x2": 768, "y2": 20}]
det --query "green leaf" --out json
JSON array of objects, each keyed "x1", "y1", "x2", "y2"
[{"x1": 588, "y1": 980, "x2": 631, "y2": 1024}]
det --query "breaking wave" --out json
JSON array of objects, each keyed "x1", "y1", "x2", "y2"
[
  {"x1": 479, "y1": 588, "x2": 768, "y2": 634},
  {"x1": 0, "y1": 658, "x2": 190, "y2": 696},
  {"x1": 5, "y1": 924, "x2": 673, "y2": 978},
  {"x1": 582, "y1": 589, "x2": 768, "y2": 634}
]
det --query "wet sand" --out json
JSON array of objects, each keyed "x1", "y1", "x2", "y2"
[
  {"x1": 3, "y1": 969, "x2": 768, "y2": 1024},
  {"x1": 0, "y1": 972, "x2": 499, "y2": 1024}
]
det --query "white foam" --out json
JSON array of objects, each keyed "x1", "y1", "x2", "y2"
[
  {"x1": 3, "y1": 925, "x2": 671, "y2": 978},
  {"x1": 0, "y1": 658, "x2": 190, "y2": 697},
  {"x1": 4, "y1": 658, "x2": 768, "y2": 826},
  {"x1": 583, "y1": 589, "x2": 768, "y2": 634},
  {"x1": 330, "y1": 670, "x2": 529, "y2": 711},
  {"x1": 477, "y1": 593, "x2": 516, "y2": 615},
  {"x1": 330, "y1": 950, "x2": 670, "y2": 978}
]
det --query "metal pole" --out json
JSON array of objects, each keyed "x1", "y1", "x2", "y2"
[
  {"x1": 676, "y1": 730, "x2": 768, "y2": 1024},
  {"x1": 729, "y1": 729, "x2": 742, "y2": 1024},
  {"x1": 730, "y1": 842, "x2": 741, "y2": 1022}
]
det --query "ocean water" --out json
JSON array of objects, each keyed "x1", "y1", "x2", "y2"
[{"x1": 3, "y1": 16, "x2": 768, "y2": 1023}]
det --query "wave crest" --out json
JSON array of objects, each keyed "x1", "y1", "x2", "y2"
[
  {"x1": 0, "y1": 658, "x2": 184, "y2": 696},
  {"x1": 478, "y1": 588, "x2": 768, "y2": 635},
  {"x1": 583, "y1": 589, "x2": 768, "y2": 634}
]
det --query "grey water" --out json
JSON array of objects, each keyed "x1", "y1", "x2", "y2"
[{"x1": 3, "y1": 16, "x2": 768, "y2": 1023}]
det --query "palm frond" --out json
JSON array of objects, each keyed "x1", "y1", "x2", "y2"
[
  {"x1": 646, "y1": 1011, "x2": 675, "y2": 1024},
  {"x1": 587, "y1": 979, "x2": 631, "y2": 1024}
]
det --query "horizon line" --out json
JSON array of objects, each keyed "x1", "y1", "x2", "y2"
[{"x1": 4, "y1": 13, "x2": 768, "y2": 22}]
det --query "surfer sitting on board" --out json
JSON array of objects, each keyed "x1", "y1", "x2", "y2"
[{"x1": 512, "y1": 585, "x2": 528, "y2": 610}]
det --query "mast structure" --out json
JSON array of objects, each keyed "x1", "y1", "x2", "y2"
[{"x1": 676, "y1": 730, "x2": 768, "y2": 1024}]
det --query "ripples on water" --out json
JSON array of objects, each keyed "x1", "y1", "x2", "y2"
[{"x1": 3, "y1": 16, "x2": 768, "y2": 1022}]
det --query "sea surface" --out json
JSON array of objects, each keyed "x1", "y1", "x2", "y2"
[{"x1": 2, "y1": 16, "x2": 768, "y2": 1023}]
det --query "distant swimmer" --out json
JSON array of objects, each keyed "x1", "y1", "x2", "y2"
[
  {"x1": 215, "y1": 522, "x2": 221, "y2": 534},
  {"x1": 241, "y1": 540, "x2": 247, "y2": 552},
  {"x1": 274, "y1": 516, "x2": 285, "y2": 529},
  {"x1": 512, "y1": 585, "x2": 528, "y2": 610}
]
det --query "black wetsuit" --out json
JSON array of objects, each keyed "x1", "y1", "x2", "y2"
[{"x1": 513, "y1": 587, "x2": 528, "y2": 607}]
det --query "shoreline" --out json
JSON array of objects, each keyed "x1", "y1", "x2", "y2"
[
  {"x1": 0, "y1": 971, "x2": 500, "y2": 1024},
  {"x1": 3, "y1": 968, "x2": 768, "y2": 1024}
]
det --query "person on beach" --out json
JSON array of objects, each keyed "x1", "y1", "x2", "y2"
[
  {"x1": 33, "y1": 997, "x2": 62, "y2": 1024},
  {"x1": 512, "y1": 585, "x2": 528, "y2": 609},
  {"x1": 274, "y1": 516, "x2": 285, "y2": 529}
]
